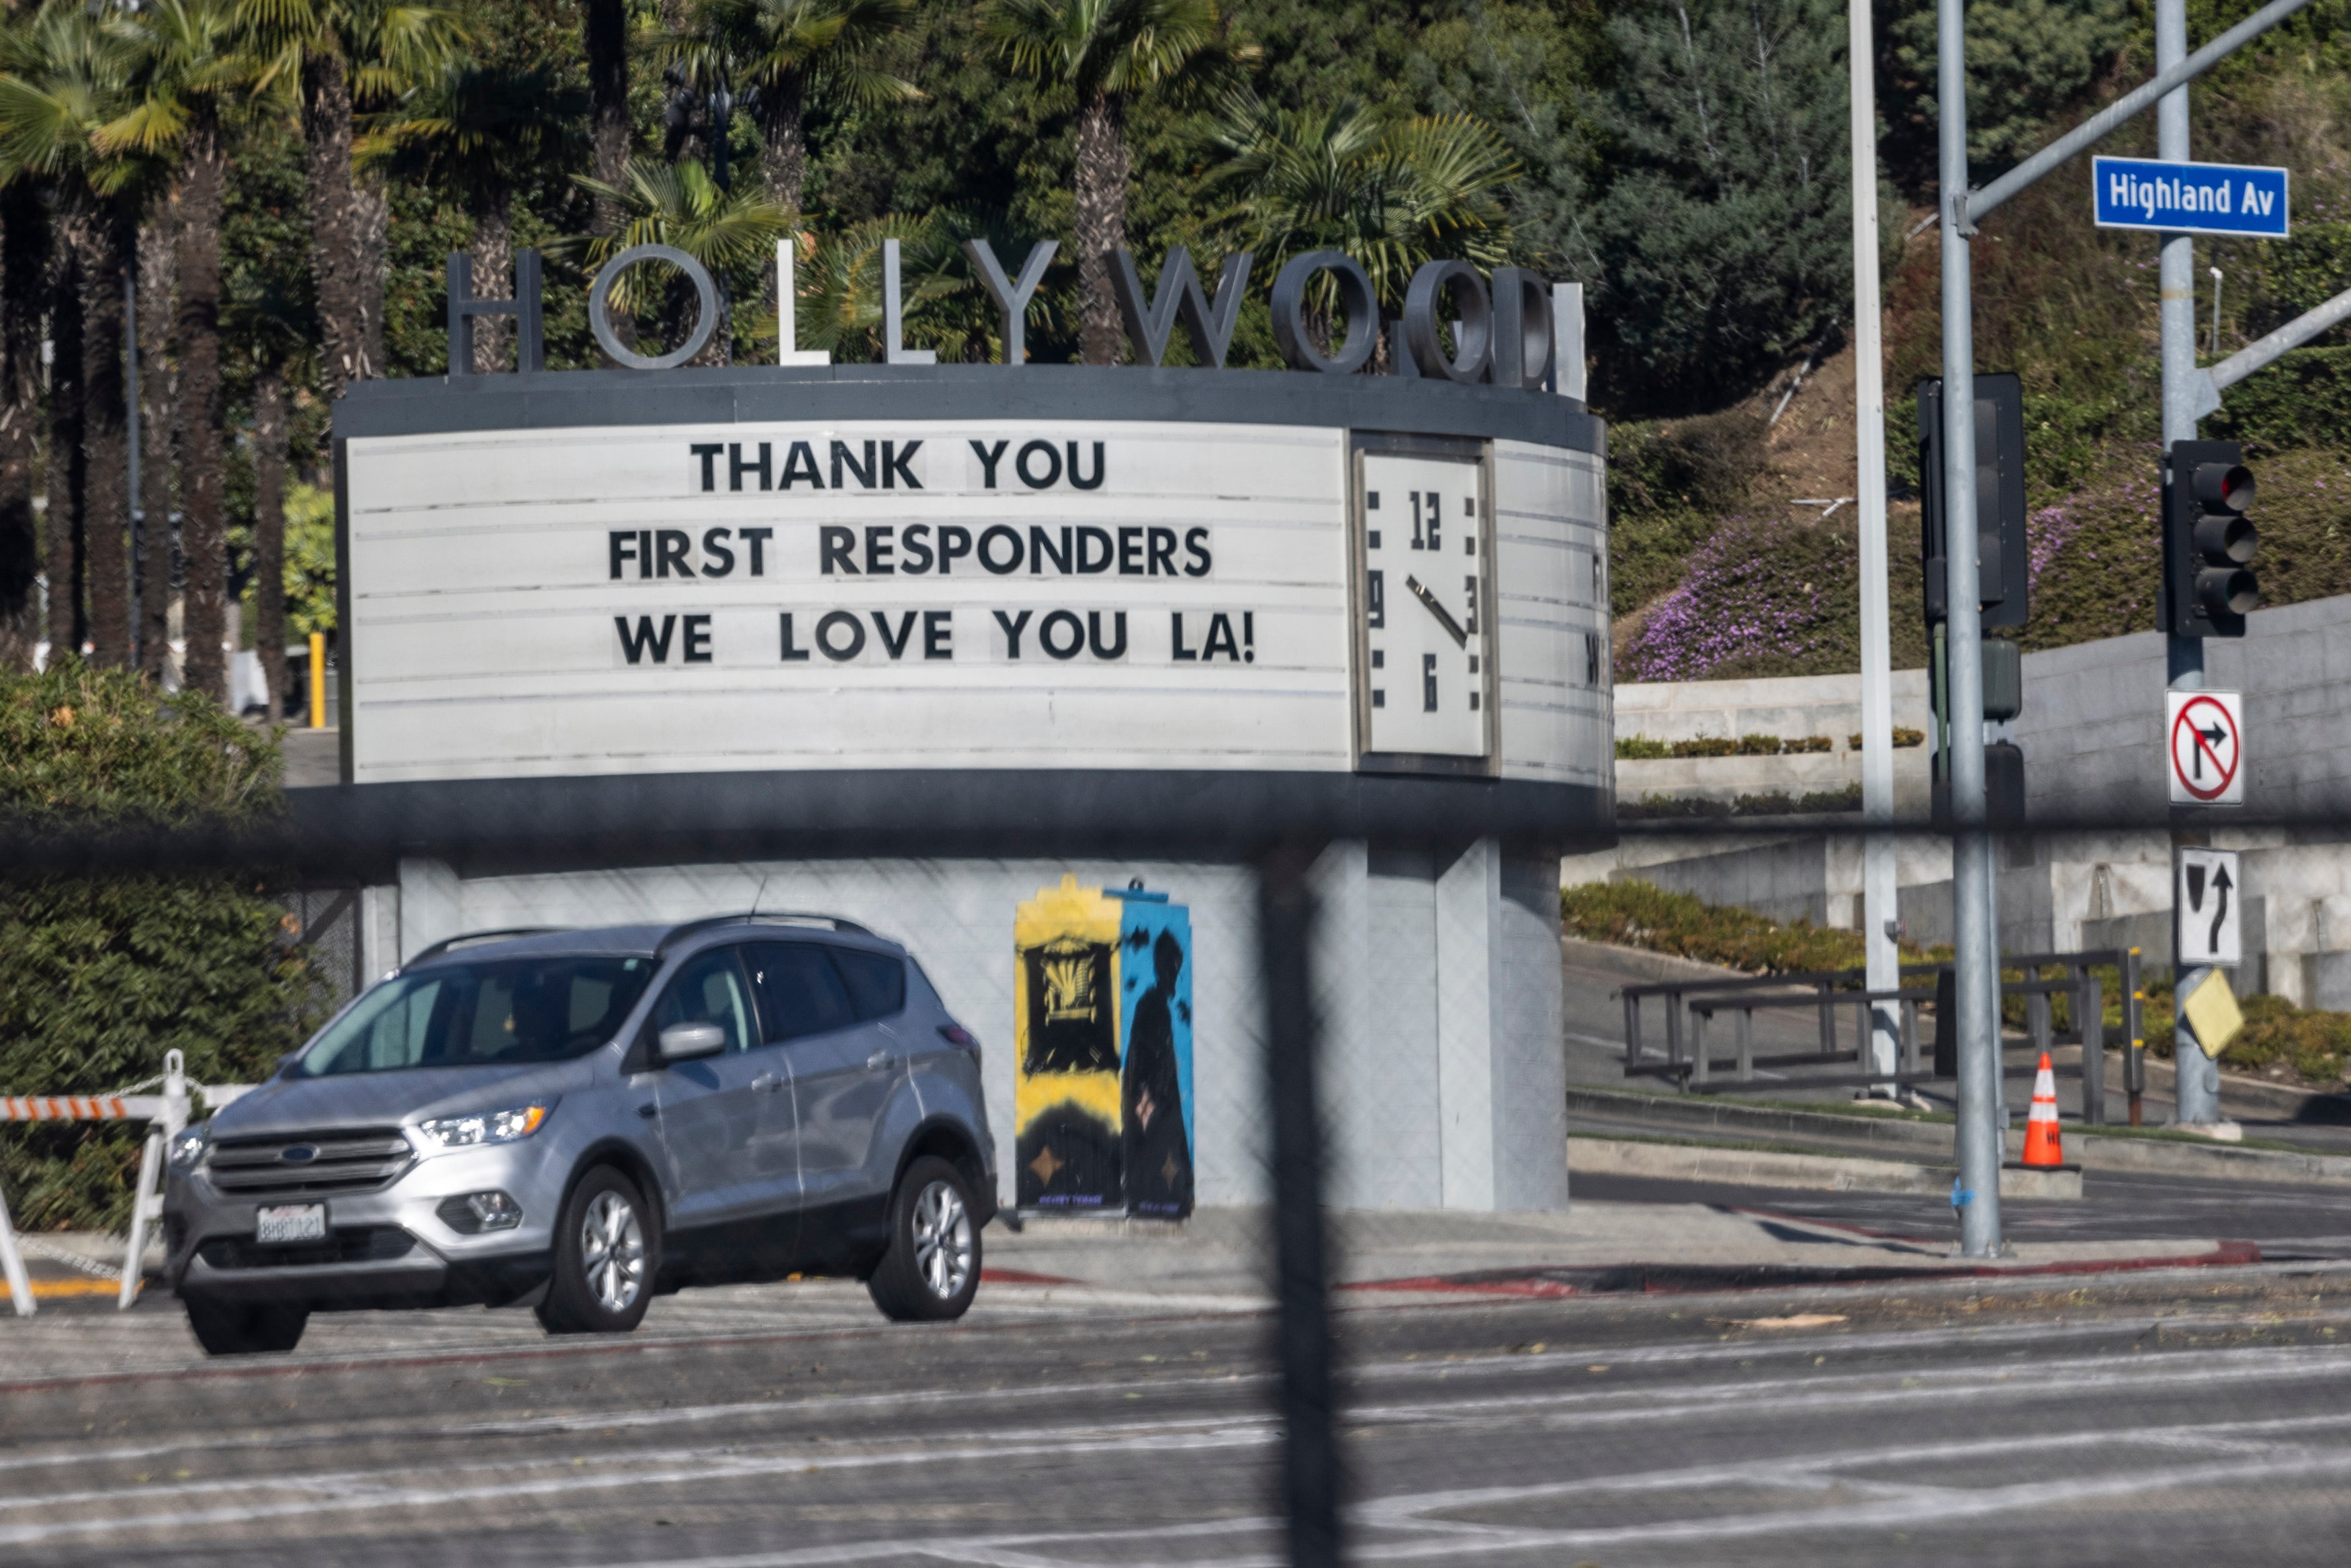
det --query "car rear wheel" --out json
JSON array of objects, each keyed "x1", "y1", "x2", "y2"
[
  {"x1": 867, "y1": 1156, "x2": 981, "y2": 1322},
  {"x1": 185, "y1": 1297, "x2": 309, "y2": 1356},
  {"x1": 537, "y1": 1166, "x2": 658, "y2": 1335}
]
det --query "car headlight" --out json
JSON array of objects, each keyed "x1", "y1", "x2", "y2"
[
  {"x1": 413, "y1": 1103, "x2": 551, "y2": 1151},
  {"x1": 168, "y1": 1124, "x2": 210, "y2": 1168}
]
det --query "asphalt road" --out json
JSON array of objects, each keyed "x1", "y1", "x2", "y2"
[{"x1": 8, "y1": 1259, "x2": 2351, "y2": 1566}]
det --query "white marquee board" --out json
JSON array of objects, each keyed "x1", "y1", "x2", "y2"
[{"x1": 342, "y1": 419, "x2": 1609, "y2": 788}]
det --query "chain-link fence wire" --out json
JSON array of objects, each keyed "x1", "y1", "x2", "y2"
[{"x1": 6, "y1": 809, "x2": 2351, "y2": 1565}]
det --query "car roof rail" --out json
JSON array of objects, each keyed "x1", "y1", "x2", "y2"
[
  {"x1": 656, "y1": 911, "x2": 874, "y2": 954},
  {"x1": 400, "y1": 927, "x2": 569, "y2": 970}
]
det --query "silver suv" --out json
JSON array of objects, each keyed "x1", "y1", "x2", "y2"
[{"x1": 163, "y1": 915, "x2": 997, "y2": 1355}]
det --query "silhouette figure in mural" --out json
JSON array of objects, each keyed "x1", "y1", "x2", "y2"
[{"x1": 1122, "y1": 927, "x2": 1194, "y2": 1217}]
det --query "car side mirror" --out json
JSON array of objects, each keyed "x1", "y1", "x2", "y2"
[{"x1": 656, "y1": 1022, "x2": 727, "y2": 1063}]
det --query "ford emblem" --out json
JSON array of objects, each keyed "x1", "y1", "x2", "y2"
[{"x1": 279, "y1": 1144, "x2": 319, "y2": 1164}]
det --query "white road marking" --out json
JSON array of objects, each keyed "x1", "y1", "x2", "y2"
[
  {"x1": 0, "y1": 1418, "x2": 1278, "y2": 1548},
  {"x1": 566, "y1": 1409, "x2": 2351, "y2": 1567}
]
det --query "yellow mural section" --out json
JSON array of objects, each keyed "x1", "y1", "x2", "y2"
[{"x1": 1014, "y1": 876, "x2": 1125, "y2": 1207}]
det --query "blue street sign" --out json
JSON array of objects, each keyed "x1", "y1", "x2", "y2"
[{"x1": 2094, "y1": 156, "x2": 2290, "y2": 238}]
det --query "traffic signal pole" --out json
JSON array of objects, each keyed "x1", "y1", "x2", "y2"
[
  {"x1": 2159, "y1": 0, "x2": 2225, "y2": 1127},
  {"x1": 1910, "y1": 0, "x2": 2316, "y2": 1246},
  {"x1": 1936, "y1": 0, "x2": 2005, "y2": 1258}
]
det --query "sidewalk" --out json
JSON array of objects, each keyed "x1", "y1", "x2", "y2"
[
  {"x1": 9, "y1": 1203, "x2": 2260, "y2": 1321},
  {"x1": 981, "y1": 1203, "x2": 2256, "y2": 1307}
]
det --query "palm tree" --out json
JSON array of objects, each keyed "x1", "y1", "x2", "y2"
[
  {"x1": 132, "y1": 204, "x2": 174, "y2": 682},
  {"x1": 788, "y1": 214, "x2": 975, "y2": 363},
  {"x1": 236, "y1": 0, "x2": 464, "y2": 401},
  {"x1": 981, "y1": 0, "x2": 1232, "y2": 365},
  {"x1": 1210, "y1": 88, "x2": 1515, "y2": 328},
  {"x1": 567, "y1": 156, "x2": 794, "y2": 366},
  {"x1": 225, "y1": 279, "x2": 312, "y2": 720},
  {"x1": 361, "y1": 60, "x2": 585, "y2": 371},
  {"x1": 671, "y1": 0, "x2": 916, "y2": 217},
  {"x1": 667, "y1": 0, "x2": 916, "y2": 343},
  {"x1": 0, "y1": 0, "x2": 150, "y2": 673},
  {"x1": 582, "y1": 0, "x2": 628, "y2": 239},
  {"x1": 104, "y1": 0, "x2": 261, "y2": 701},
  {"x1": 0, "y1": 172, "x2": 43, "y2": 672}
]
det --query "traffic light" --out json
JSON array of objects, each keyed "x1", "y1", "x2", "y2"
[
  {"x1": 1919, "y1": 373, "x2": 2029, "y2": 630},
  {"x1": 2164, "y1": 439, "x2": 2258, "y2": 638}
]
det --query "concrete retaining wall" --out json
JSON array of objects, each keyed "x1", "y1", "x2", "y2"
[{"x1": 1576, "y1": 598, "x2": 2351, "y2": 994}]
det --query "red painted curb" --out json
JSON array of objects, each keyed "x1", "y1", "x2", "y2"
[{"x1": 978, "y1": 1268, "x2": 1083, "y2": 1287}]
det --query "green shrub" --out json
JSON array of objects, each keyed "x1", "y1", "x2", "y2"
[
  {"x1": 0, "y1": 663, "x2": 329, "y2": 1232},
  {"x1": 1615, "y1": 735, "x2": 1673, "y2": 759},
  {"x1": 1671, "y1": 737, "x2": 1738, "y2": 757},
  {"x1": 1562, "y1": 878, "x2": 1867, "y2": 974},
  {"x1": 2221, "y1": 992, "x2": 2351, "y2": 1086},
  {"x1": 1734, "y1": 733, "x2": 1783, "y2": 755},
  {"x1": 1618, "y1": 793, "x2": 1732, "y2": 820}
]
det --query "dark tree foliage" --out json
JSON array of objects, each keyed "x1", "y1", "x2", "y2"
[{"x1": 1579, "y1": 0, "x2": 1859, "y2": 412}]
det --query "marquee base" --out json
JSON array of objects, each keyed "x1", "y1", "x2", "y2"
[{"x1": 368, "y1": 840, "x2": 1568, "y2": 1215}]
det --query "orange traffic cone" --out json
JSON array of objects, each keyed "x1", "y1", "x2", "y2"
[{"x1": 2021, "y1": 1052, "x2": 2064, "y2": 1167}]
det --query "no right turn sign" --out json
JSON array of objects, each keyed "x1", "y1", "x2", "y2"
[{"x1": 2168, "y1": 690, "x2": 2244, "y2": 806}]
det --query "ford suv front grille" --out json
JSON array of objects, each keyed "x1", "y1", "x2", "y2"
[{"x1": 208, "y1": 1128, "x2": 414, "y2": 1197}]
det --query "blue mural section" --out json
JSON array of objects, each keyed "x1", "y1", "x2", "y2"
[{"x1": 1114, "y1": 887, "x2": 1194, "y2": 1218}]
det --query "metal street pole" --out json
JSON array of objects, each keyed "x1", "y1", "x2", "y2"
[
  {"x1": 1938, "y1": 0, "x2": 2004, "y2": 1257},
  {"x1": 1852, "y1": 0, "x2": 1900, "y2": 1088},
  {"x1": 2158, "y1": 0, "x2": 2223, "y2": 1127},
  {"x1": 125, "y1": 252, "x2": 141, "y2": 669}
]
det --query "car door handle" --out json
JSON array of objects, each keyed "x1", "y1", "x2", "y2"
[
  {"x1": 864, "y1": 1050, "x2": 890, "y2": 1072},
  {"x1": 637, "y1": 1103, "x2": 659, "y2": 1119},
  {"x1": 752, "y1": 1072, "x2": 784, "y2": 1093}
]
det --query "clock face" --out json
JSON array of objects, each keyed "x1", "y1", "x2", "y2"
[{"x1": 1356, "y1": 449, "x2": 1494, "y2": 767}]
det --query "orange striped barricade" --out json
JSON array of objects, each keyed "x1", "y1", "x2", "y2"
[{"x1": 0, "y1": 1050, "x2": 251, "y2": 1316}]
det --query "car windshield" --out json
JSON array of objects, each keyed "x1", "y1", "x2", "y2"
[{"x1": 294, "y1": 956, "x2": 654, "y2": 1078}]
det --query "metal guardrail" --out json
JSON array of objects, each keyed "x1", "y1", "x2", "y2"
[{"x1": 1621, "y1": 948, "x2": 2147, "y2": 1123}]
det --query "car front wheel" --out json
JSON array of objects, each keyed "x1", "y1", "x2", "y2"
[
  {"x1": 537, "y1": 1166, "x2": 658, "y2": 1335},
  {"x1": 867, "y1": 1156, "x2": 981, "y2": 1322}
]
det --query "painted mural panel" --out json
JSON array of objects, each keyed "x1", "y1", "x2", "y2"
[
  {"x1": 1116, "y1": 891, "x2": 1194, "y2": 1218},
  {"x1": 1014, "y1": 878, "x2": 1125, "y2": 1209},
  {"x1": 1013, "y1": 876, "x2": 1196, "y2": 1217}
]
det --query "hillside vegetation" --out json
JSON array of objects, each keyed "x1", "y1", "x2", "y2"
[{"x1": 1610, "y1": 6, "x2": 2351, "y2": 681}]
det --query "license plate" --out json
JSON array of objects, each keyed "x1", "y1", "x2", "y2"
[{"x1": 255, "y1": 1203, "x2": 327, "y2": 1244}]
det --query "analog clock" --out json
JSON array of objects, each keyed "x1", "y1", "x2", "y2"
[{"x1": 1354, "y1": 444, "x2": 1496, "y2": 770}]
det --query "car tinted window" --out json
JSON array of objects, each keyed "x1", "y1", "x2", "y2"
[
  {"x1": 830, "y1": 946, "x2": 906, "y2": 1020},
  {"x1": 654, "y1": 948, "x2": 757, "y2": 1052},
  {"x1": 746, "y1": 942, "x2": 856, "y2": 1042},
  {"x1": 296, "y1": 957, "x2": 654, "y2": 1076}
]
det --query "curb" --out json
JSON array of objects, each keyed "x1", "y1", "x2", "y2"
[
  {"x1": 1567, "y1": 1084, "x2": 2351, "y2": 1188},
  {"x1": 1568, "y1": 1134, "x2": 2083, "y2": 1199},
  {"x1": 1344, "y1": 1239, "x2": 2265, "y2": 1299}
]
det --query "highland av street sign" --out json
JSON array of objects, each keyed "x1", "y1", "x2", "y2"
[{"x1": 2093, "y1": 155, "x2": 2290, "y2": 238}]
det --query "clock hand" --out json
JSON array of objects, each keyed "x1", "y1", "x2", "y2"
[{"x1": 1405, "y1": 575, "x2": 1469, "y2": 648}]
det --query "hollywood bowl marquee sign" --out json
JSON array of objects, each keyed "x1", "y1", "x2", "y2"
[
  {"x1": 325, "y1": 239, "x2": 1605, "y2": 1220},
  {"x1": 330, "y1": 238, "x2": 1612, "y2": 814}
]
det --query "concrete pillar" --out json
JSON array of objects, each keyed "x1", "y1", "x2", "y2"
[
  {"x1": 1436, "y1": 839, "x2": 1569, "y2": 1212},
  {"x1": 396, "y1": 857, "x2": 461, "y2": 964},
  {"x1": 359, "y1": 883, "x2": 400, "y2": 986}
]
